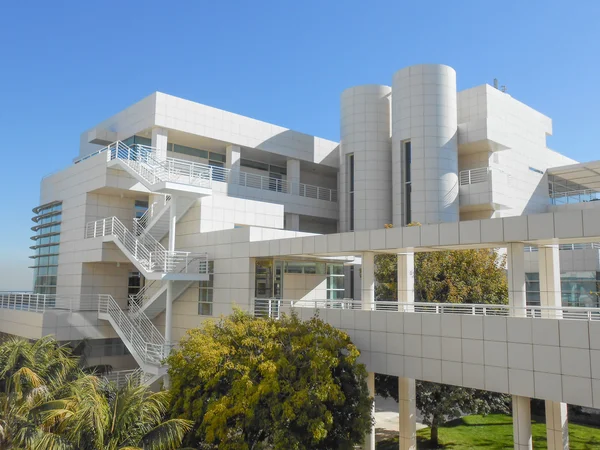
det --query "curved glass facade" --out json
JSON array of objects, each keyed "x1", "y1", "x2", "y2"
[{"x1": 30, "y1": 201, "x2": 62, "y2": 294}]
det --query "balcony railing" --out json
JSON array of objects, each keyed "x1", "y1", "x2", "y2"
[
  {"x1": 252, "y1": 298, "x2": 600, "y2": 321},
  {"x1": 550, "y1": 189, "x2": 600, "y2": 205},
  {"x1": 459, "y1": 167, "x2": 490, "y2": 185},
  {"x1": 0, "y1": 293, "x2": 98, "y2": 313}
]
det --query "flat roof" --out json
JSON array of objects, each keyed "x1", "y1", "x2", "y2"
[{"x1": 548, "y1": 160, "x2": 600, "y2": 190}]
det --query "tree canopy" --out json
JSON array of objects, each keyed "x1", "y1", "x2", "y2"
[{"x1": 167, "y1": 310, "x2": 373, "y2": 450}]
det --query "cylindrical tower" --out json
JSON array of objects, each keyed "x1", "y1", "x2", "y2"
[
  {"x1": 339, "y1": 85, "x2": 392, "y2": 232},
  {"x1": 391, "y1": 64, "x2": 459, "y2": 225}
]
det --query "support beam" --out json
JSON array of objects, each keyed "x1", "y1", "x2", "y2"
[
  {"x1": 397, "y1": 253, "x2": 415, "y2": 305},
  {"x1": 287, "y1": 159, "x2": 300, "y2": 195},
  {"x1": 546, "y1": 400, "x2": 569, "y2": 450},
  {"x1": 226, "y1": 145, "x2": 241, "y2": 171},
  {"x1": 507, "y1": 243, "x2": 526, "y2": 317},
  {"x1": 151, "y1": 127, "x2": 169, "y2": 162},
  {"x1": 169, "y1": 196, "x2": 177, "y2": 252},
  {"x1": 364, "y1": 372, "x2": 376, "y2": 450},
  {"x1": 362, "y1": 252, "x2": 375, "y2": 310},
  {"x1": 285, "y1": 213, "x2": 300, "y2": 231},
  {"x1": 538, "y1": 245, "x2": 562, "y2": 318},
  {"x1": 512, "y1": 395, "x2": 532, "y2": 450},
  {"x1": 398, "y1": 377, "x2": 417, "y2": 450}
]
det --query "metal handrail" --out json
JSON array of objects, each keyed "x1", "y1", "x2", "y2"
[
  {"x1": 99, "y1": 294, "x2": 168, "y2": 366},
  {"x1": 103, "y1": 368, "x2": 145, "y2": 388},
  {"x1": 133, "y1": 195, "x2": 171, "y2": 233},
  {"x1": 128, "y1": 301, "x2": 165, "y2": 347},
  {"x1": 252, "y1": 298, "x2": 600, "y2": 321},
  {"x1": 0, "y1": 293, "x2": 98, "y2": 313},
  {"x1": 85, "y1": 217, "x2": 208, "y2": 274}
]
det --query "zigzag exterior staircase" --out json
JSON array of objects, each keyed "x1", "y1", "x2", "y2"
[{"x1": 98, "y1": 294, "x2": 167, "y2": 383}]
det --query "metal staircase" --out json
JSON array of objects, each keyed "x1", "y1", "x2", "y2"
[
  {"x1": 106, "y1": 141, "x2": 212, "y2": 195},
  {"x1": 129, "y1": 280, "x2": 194, "y2": 319},
  {"x1": 98, "y1": 294, "x2": 168, "y2": 380},
  {"x1": 85, "y1": 216, "x2": 208, "y2": 280},
  {"x1": 133, "y1": 196, "x2": 196, "y2": 243}
]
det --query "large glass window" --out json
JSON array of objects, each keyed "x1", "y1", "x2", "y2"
[
  {"x1": 348, "y1": 154, "x2": 354, "y2": 231},
  {"x1": 31, "y1": 201, "x2": 62, "y2": 294},
  {"x1": 198, "y1": 261, "x2": 214, "y2": 315},
  {"x1": 327, "y1": 264, "x2": 345, "y2": 300},
  {"x1": 404, "y1": 141, "x2": 412, "y2": 225}
]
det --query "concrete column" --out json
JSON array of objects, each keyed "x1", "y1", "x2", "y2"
[
  {"x1": 226, "y1": 145, "x2": 241, "y2": 171},
  {"x1": 538, "y1": 245, "x2": 562, "y2": 317},
  {"x1": 398, "y1": 253, "x2": 415, "y2": 306},
  {"x1": 285, "y1": 213, "x2": 300, "y2": 231},
  {"x1": 546, "y1": 400, "x2": 569, "y2": 450},
  {"x1": 512, "y1": 395, "x2": 532, "y2": 450},
  {"x1": 287, "y1": 158, "x2": 300, "y2": 195},
  {"x1": 364, "y1": 372, "x2": 376, "y2": 450},
  {"x1": 165, "y1": 281, "x2": 174, "y2": 346},
  {"x1": 398, "y1": 377, "x2": 417, "y2": 450},
  {"x1": 168, "y1": 195, "x2": 177, "y2": 252},
  {"x1": 151, "y1": 127, "x2": 169, "y2": 162},
  {"x1": 507, "y1": 243, "x2": 526, "y2": 317},
  {"x1": 362, "y1": 252, "x2": 375, "y2": 310}
]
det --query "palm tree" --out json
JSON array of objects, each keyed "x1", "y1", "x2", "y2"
[
  {"x1": 25, "y1": 375, "x2": 192, "y2": 450},
  {"x1": 0, "y1": 336, "x2": 81, "y2": 449}
]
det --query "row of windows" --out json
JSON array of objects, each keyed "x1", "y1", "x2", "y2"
[
  {"x1": 32, "y1": 234, "x2": 60, "y2": 245},
  {"x1": 33, "y1": 202, "x2": 62, "y2": 215},
  {"x1": 34, "y1": 275, "x2": 57, "y2": 289},
  {"x1": 122, "y1": 135, "x2": 152, "y2": 147},
  {"x1": 526, "y1": 272, "x2": 600, "y2": 307},
  {"x1": 168, "y1": 143, "x2": 226, "y2": 163},
  {"x1": 35, "y1": 224, "x2": 61, "y2": 235},
  {"x1": 240, "y1": 158, "x2": 287, "y2": 175},
  {"x1": 34, "y1": 245, "x2": 60, "y2": 257},
  {"x1": 34, "y1": 266, "x2": 57, "y2": 277},
  {"x1": 31, "y1": 255, "x2": 59, "y2": 266},
  {"x1": 34, "y1": 213, "x2": 62, "y2": 225}
]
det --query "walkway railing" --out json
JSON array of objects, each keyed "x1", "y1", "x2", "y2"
[
  {"x1": 252, "y1": 298, "x2": 600, "y2": 321},
  {"x1": 103, "y1": 368, "x2": 145, "y2": 388},
  {"x1": 133, "y1": 195, "x2": 170, "y2": 233},
  {"x1": 550, "y1": 189, "x2": 600, "y2": 205},
  {"x1": 0, "y1": 293, "x2": 98, "y2": 313}
]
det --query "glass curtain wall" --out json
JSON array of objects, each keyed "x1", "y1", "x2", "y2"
[{"x1": 30, "y1": 201, "x2": 62, "y2": 295}]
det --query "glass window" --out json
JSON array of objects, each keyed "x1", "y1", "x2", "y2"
[
  {"x1": 198, "y1": 261, "x2": 214, "y2": 315},
  {"x1": 172, "y1": 144, "x2": 209, "y2": 159},
  {"x1": 209, "y1": 152, "x2": 226, "y2": 163},
  {"x1": 241, "y1": 159, "x2": 269, "y2": 171},
  {"x1": 326, "y1": 263, "x2": 345, "y2": 300},
  {"x1": 348, "y1": 154, "x2": 354, "y2": 231},
  {"x1": 404, "y1": 141, "x2": 412, "y2": 225}
]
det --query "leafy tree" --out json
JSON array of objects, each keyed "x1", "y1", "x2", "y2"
[
  {"x1": 375, "y1": 245, "x2": 510, "y2": 446},
  {"x1": 167, "y1": 310, "x2": 373, "y2": 450}
]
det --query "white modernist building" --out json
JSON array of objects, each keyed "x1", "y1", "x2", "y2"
[{"x1": 4, "y1": 64, "x2": 600, "y2": 449}]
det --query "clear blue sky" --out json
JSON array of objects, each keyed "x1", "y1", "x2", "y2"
[{"x1": 0, "y1": 0, "x2": 598, "y2": 290}]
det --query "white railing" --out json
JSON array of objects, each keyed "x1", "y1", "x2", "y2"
[
  {"x1": 103, "y1": 368, "x2": 145, "y2": 388},
  {"x1": 129, "y1": 280, "x2": 160, "y2": 309},
  {"x1": 128, "y1": 301, "x2": 166, "y2": 347},
  {"x1": 252, "y1": 298, "x2": 600, "y2": 321},
  {"x1": 98, "y1": 295, "x2": 168, "y2": 366},
  {"x1": 0, "y1": 293, "x2": 98, "y2": 313},
  {"x1": 226, "y1": 169, "x2": 337, "y2": 202},
  {"x1": 525, "y1": 243, "x2": 600, "y2": 252},
  {"x1": 550, "y1": 189, "x2": 600, "y2": 205},
  {"x1": 459, "y1": 167, "x2": 490, "y2": 186},
  {"x1": 85, "y1": 217, "x2": 208, "y2": 275},
  {"x1": 133, "y1": 195, "x2": 171, "y2": 234}
]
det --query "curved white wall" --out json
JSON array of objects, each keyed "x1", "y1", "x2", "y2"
[
  {"x1": 339, "y1": 85, "x2": 392, "y2": 232},
  {"x1": 392, "y1": 64, "x2": 459, "y2": 225}
]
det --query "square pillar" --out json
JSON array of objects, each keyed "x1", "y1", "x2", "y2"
[
  {"x1": 285, "y1": 213, "x2": 300, "y2": 231},
  {"x1": 398, "y1": 253, "x2": 415, "y2": 306},
  {"x1": 151, "y1": 127, "x2": 169, "y2": 162},
  {"x1": 363, "y1": 372, "x2": 376, "y2": 450},
  {"x1": 512, "y1": 395, "x2": 532, "y2": 450},
  {"x1": 538, "y1": 245, "x2": 562, "y2": 318},
  {"x1": 399, "y1": 377, "x2": 417, "y2": 450},
  {"x1": 362, "y1": 252, "x2": 375, "y2": 310},
  {"x1": 507, "y1": 243, "x2": 526, "y2": 317},
  {"x1": 226, "y1": 145, "x2": 241, "y2": 171},
  {"x1": 287, "y1": 159, "x2": 300, "y2": 195},
  {"x1": 546, "y1": 400, "x2": 569, "y2": 450}
]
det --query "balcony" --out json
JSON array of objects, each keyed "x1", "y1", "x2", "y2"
[{"x1": 458, "y1": 167, "x2": 512, "y2": 212}]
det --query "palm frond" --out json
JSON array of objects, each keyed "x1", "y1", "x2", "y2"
[{"x1": 139, "y1": 418, "x2": 193, "y2": 450}]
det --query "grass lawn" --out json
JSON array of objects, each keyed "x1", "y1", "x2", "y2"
[{"x1": 376, "y1": 414, "x2": 600, "y2": 449}]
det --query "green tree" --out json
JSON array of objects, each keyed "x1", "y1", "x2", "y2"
[
  {"x1": 167, "y1": 310, "x2": 373, "y2": 450},
  {"x1": 375, "y1": 247, "x2": 510, "y2": 446},
  {"x1": 25, "y1": 375, "x2": 192, "y2": 450}
]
